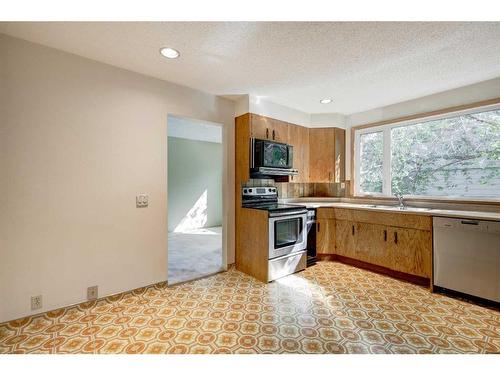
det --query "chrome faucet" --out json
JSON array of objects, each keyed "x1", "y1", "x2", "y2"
[{"x1": 395, "y1": 193, "x2": 406, "y2": 210}]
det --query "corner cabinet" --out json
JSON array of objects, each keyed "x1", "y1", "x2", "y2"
[{"x1": 309, "y1": 128, "x2": 345, "y2": 183}]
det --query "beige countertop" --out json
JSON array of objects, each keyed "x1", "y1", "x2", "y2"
[{"x1": 280, "y1": 198, "x2": 500, "y2": 222}]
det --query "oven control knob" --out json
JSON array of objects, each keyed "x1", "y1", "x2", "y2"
[
  {"x1": 243, "y1": 189, "x2": 248, "y2": 194},
  {"x1": 249, "y1": 188, "x2": 253, "y2": 193}
]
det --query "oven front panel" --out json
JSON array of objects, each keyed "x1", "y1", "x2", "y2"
[{"x1": 269, "y1": 213, "x2": 307, "y2": 259}]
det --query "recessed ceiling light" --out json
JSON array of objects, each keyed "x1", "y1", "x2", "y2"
[
  {"x1": 320, "y1": 98, "x2": 332, "y2": 104},
  {"x1": 160, "y1": 47, "x2": 180, "y2": 59}
]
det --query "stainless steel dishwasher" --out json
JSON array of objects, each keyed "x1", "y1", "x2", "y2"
[{"x1": 433, "y1": 217, "x2": 500, "y2": 303}]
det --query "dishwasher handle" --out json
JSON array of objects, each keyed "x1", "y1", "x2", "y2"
[{"x1": 461, "y1": 220, "x2": 479, "y2": 225}]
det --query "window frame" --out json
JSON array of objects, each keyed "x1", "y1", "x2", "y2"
[{"x1": 353, "y1": 101, "x2": 500, "y2": 202}]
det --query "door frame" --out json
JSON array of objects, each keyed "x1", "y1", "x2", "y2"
[{"x1": 166, "y1": 114, "x2": 228, "y2": 283}]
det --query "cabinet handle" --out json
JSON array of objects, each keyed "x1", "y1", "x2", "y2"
[
  {"x1": 272, "y1": 129, "x2": 275, "y2": 140},
  {"x1": 394, "y1": 231, "x2": 398, "y2": 244},
  {"x1": 266, "y1": 128, "x2": 269, "y2": 138},
  {"x1": 352, "y1": 225, "x2": 355, "y2": 236},
  {"x1": 461, "y1": 220, "x2": 479, "y2": 225},
  {"x1": 384, "y1": 230, "x2": 387, "y2": 242},
  {"x1": 329, "y1": 172, "x2": 332, "y2": 181},
  {"x1": 317, "y1": 222, "x2": 320, "y2": 232}
]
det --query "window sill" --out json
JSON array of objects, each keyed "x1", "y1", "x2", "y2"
[{"x1": 351, "y1": 194, "x2": 500, "y2": 206}]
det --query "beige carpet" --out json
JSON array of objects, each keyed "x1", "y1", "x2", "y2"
[{"x1": 168, "y1": 226, "x2": 223, "y2": 285}]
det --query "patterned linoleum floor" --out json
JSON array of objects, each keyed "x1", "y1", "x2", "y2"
[{"x1": 0, "y1": 261, "x2": 499, "y2": 354}]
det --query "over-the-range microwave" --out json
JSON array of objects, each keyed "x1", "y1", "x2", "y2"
[{"x1": 250, "y1": 138, "x2": 298, "y2": 177}]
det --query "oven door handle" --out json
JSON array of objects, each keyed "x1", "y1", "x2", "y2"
[{"x1": 269, "y1": 210, "x2": 307, "y2": 218}]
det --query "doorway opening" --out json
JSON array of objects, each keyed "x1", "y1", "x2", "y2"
[{"x1": 167, "y1": 115, "x2": 224, "y2": 285}]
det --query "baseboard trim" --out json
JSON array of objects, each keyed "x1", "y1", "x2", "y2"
[
  {"x1": 317, "y1": 254, "x2": 430, "y2": 287},
  {"x1": 1, "y1": 268, "x2": 231, "y2": 326}
]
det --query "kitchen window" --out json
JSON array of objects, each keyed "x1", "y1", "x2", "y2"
[{"x1": 354, "y1": 104, "x2": 500, "y2": 200}]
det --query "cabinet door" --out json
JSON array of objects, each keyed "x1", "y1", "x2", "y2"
[
  {"x1": 335, "y1": 220, "x2": 354, "y2": 257},
  {"x1": 334, "y1": 128, "x2": 345, "y2": 183},
  {"x1": 288, "y1": 124, "x2": 309, "y2": 183},
  {"x1": 317, "y1": 219, "x2": 335, "y2": 254},
  {"x1": 309, "y1": 128, "x2": 335, "y2": 182},
  {"x1": 250, "y1": 114, "x2": 289, "y2": 143},
  {"x1": 270, "y1": 120, "x2": 289, "y2": 143},
  {"x1": 354, "y1": 222, "x2": 390, "y2": 267},
  {"x1": 250, "y1": 114, "x2": 272, "y2": 139},
  {"x1": 389, "y1": 228, "x2": 432, "y2": 278}
]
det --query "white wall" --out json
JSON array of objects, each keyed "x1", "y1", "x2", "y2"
[
  {"x1": 167, "y1": 116, "x2": 223, "y2": 143},
  {"x1": 0, "y1": 34, "x2": 235, "y2": 323},
  {"x1": 245, "y1": 95, "x2": 311, "y2": 126},
  {"x1": 348, "y1": 77, "x2": 500, "y2": 127},
  {"x1": 310, "y1": 113, "x2": 347, "y2": 128}
]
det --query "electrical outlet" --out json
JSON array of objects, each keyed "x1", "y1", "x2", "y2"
[
  {"x1": 87, "y1": 285, "x2": 98, "y2": 300},
  {"x1": 136, "y1": 194, "x2": 149, "y2": 208},
  {"x1": 31, "y1": 295, "x2": 42, "y2": 310}
]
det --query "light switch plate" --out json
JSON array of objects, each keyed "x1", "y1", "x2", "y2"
[{"x1": 136, "y1": 194, "x2": 149, "y2": 208}]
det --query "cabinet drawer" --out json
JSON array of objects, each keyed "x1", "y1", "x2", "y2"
[
  {"x1": 334, "y1": 208, "x2": 431, "y2": 230},
  {"x1": 317, "y1": 207, "x2": 335, "y2": 219},
  {"x1": 268, "y1": 251, "x2": 306, "y2": 282}
]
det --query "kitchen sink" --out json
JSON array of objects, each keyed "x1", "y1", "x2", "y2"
[{"x1": 361, "y1": 204, "x2": 432, "y2": 212}]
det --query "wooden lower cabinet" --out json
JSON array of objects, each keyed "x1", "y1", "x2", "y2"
[
  {"x1": 334, "y1": 220, "x2": 353, "y2": 257},
  {"x1": 355, "y1": 222, "x2": 391, "y2": 268},
  {"x1": 317, "y1": 218, "x2": 336, "y2": 254},
  {"x1": 388, "y1": 227, "x2": 432, "y2": 278},
  {"x1": 326, "y1": 217, "x2": 432, "y2": 280}
]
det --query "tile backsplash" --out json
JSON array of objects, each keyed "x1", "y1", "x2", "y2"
[{"x1": 242, "y1": 179, "x2": 348, "y2": 198}]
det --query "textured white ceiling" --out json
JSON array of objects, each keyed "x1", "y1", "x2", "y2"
[{"x1": 1, "y1": 22, "x2": 499, "y2": 114}]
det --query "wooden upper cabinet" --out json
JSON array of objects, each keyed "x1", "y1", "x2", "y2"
[
  {"x1": 249, "y1": 113, "x2": 271, "y2": 139},
  {"x1": 235, "y1": 114, "x2": 251, "y2": 185},
  {"x1": 334, "y1": 128, "x2": 345, "y2": 183},
  {"x1": 250, "y1": 114, "x2": 288, "y2": 143},
  {"x1": 309, "y1": 128, "x2": 335, "y2": 182},
  {"x1": 287, "y1": 124, "x2": 309, "y2": 183},
  {"x1": 236, "y1": 114, "x2": 346, "y2": 185},
  {"x1": 308, "y1": 127, "x2": 346, "y2": 183},
  {"x1": 271, "y1": 120, "x2": 288, "y2": 143}
]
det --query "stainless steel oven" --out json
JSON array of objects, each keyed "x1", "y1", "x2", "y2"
[
  {"x1": 242, "y1": 187, "x2": 308, "y2": 282},
  {"x1": 269, "y1": 209, "x2": 307, "y2": 259}
]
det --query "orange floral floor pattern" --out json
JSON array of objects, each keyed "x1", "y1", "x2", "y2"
[{"x1": 0, "y1": 261, "x2": 499, "y2": 354}]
